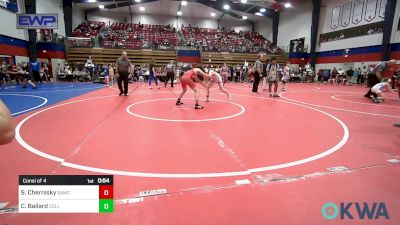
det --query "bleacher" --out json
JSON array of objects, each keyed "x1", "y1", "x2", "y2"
[
  {"x1": 67, "y1": 48, "x2": 286, "y2": 67},
  {"x1": 103, "y1": 23, "x2": 178, "y2": 49},
  {"x1": 72, "y1": 21, "x2": 105, "y2": 38},
  {"x1": 67, "y1": 48, "x2": 176, "y2": 66},
  {"x1": 201, "y1": 52, "x2": 287, "y2": 67},
  {"x1": 68, "y1": 21, "x2": 287, "y2": 66}
]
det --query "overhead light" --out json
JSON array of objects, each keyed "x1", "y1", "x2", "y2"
[
  {"x1": 181, "y1": 1, "x2": 187, "y2": 6},
  {"x1": 284, "y1": 2, "x2": 292, "y2": 8},
  {"x1": 210, "y1": 12, "x2": 216, "y2": 17},
  {"x1": 87, "y1": 0, "x2": 96, "y2": 2},
  {"x1": 98, "y1": 4, "x2": 104, "y2": 9},
  {"x1": 241, "y1": 0, "x2": 247, "y2": 3},
  {"x1": 139, "y1": 6, "x2": 145, "y2": 11},
  {"x1": 260, "y1": 8, "x2": 266, "y2": 12},
  {"x1": 135, "y1": 0, "x2": 141, "y2": 2},
  {"x1": 223, "y1": 4, "x2": 230, "y2": 10},
  {"x1": 177, "y1": 11, "x2": 182, "y2": 16},
  {"x1": 255, "y1": 12, "x2": 263, "y2": 16},
  {"x1": 242, "y1": 15, "x2": 247, "y2": 20}
]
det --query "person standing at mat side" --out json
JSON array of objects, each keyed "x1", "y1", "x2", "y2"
[
  {"x1": 364, "y1": 59, "x2": 397, "y2": 99},
  {"x1": 252, "y1": 55, "x2": 263, "y2": 93},
  {"x1": 29, "y1": 61, "x2": 42, "y2": 84},
  {"x1": 0, "y1": 100, "x2": 14, "y2": 145},
  {"x1": 165, "y1": 60, "x2": 176, "y2": 88},
  {"x1": 266, "y1": 57, "x2": 280, "y2": 97},
  {"x1": 116, "y1": 51, "x2": 132, "y2": 96}
]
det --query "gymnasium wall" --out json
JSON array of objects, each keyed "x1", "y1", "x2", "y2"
[
  {"x1": 0, "y1": 0, "x2": 29, "y2": 63},
  {"x1": 288, "y1": 0, "x2": 399, "y2": 69},
  {"x1": 72, "y1": 3, "x2": 85, "y2": 31},
  {"x1": 277, "y1": 0, "x2": 313, "y2": 51},
  {"x1": 390, "y1": 0, "x2": 400, "y2": 44},
  {"x1": 0, "y1": 0, "x2": 28, "y2": 41},
  {"x1": 316, "y1": 0, "x2": 385, "y2": 52},
  {"x1": 86, "y1": 11, "x2": 252, "y2": 31},
  {"x1": 0, "y1": 35, "x2": 29, "y2": 60},
  {"x1": 36, "y1": 0, "x2": 66, "y2": 37},
  {"x1": 254, "y1": 18, "x2": 273, "y2": 41}
]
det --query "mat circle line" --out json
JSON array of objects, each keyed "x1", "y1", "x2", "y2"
[
  {"x1": 126, "y1": 98, "x2": 245, "y2": 122},
  {"x1": 15, "y1": 93, "x2": 349, "y2": 178},
  {"x1": 0, "y1": 93, "x2": 48, "y2": 116}
]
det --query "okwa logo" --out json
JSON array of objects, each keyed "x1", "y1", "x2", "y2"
[{"x1": 322, "y1": 202, "x2": 389, "y2": 220}]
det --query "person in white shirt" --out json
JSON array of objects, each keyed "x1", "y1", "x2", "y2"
[
  {"x1": 371, "y1": 79, "x2": 391, "y2": 103},
  {"x1": 205, "y1": 70, "x2": 231, "y2": 102},
  {"x1": 282, "y1": 61, "x2": 291, "y2": 91},
  {"x1": 266, "y1": 57, "x2": 280, "y2": 97}
]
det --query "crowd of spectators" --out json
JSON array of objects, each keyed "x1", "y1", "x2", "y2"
[
  {"x1": 0, "y1": 61, "x2": 52, "y2": 89},
  {"x1": 72, "y1": 21, "x2": 105, "y2": 38},
  {"x1": 70, "y1": 21, "x2": 280, "y2": 53},
  {"x1": 180, "y1": 25, "x2": 278, "y2": 53},
  {"x1": 102, "y1": 23, "x2": 178, "y2": 49}
]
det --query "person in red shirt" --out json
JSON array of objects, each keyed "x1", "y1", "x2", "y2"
[{"x1": 176, "y1": 65, "x2": 211, "y2": 109}]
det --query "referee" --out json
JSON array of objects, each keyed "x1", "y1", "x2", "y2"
[
  {"x1": 116, "y1": 51, "x2": 132, "y2": 96},
  {"x1": 364, "y1": 59, "x2": 396, "y2": 99},
  {"x1": 165, "y1": 60, "x2": 175, "y2": 88}
]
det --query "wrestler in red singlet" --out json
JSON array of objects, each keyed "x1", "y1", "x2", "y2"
[
  {"x1": 180, "y1": 69, "x2": 197, "y2": 89},
  {"x1": 176, "y1": 66, "x2": 211, "y2": 109}
]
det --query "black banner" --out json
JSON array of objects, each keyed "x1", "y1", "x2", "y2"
[{"x1": 19, "y1": 175, "x2": 114, "y2": 185}]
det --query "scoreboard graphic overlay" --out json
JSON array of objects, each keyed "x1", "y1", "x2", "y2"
[{"x1": 19, "y1": 175, "x2": 114, "y2": 213}]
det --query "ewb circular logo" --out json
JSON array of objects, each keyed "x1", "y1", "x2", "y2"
[{"x1": 322, "y1": 202, "x2": 339, "y2": 220}]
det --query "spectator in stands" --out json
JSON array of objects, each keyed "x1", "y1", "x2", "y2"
[
  {"x1": 116, "y1": 51, "x2": 132, "y2": 96},
  {"x1": 98, "y1": 35, "x2": 103, "y2": 48}
]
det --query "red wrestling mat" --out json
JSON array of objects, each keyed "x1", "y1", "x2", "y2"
[{"x1": 1, "y1": 82, "x2": 399, "y2": 225}]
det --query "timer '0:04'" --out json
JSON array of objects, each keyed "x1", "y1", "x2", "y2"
[{"x1": 98, "y1": 178, "x2": 110, "y2": 183}]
